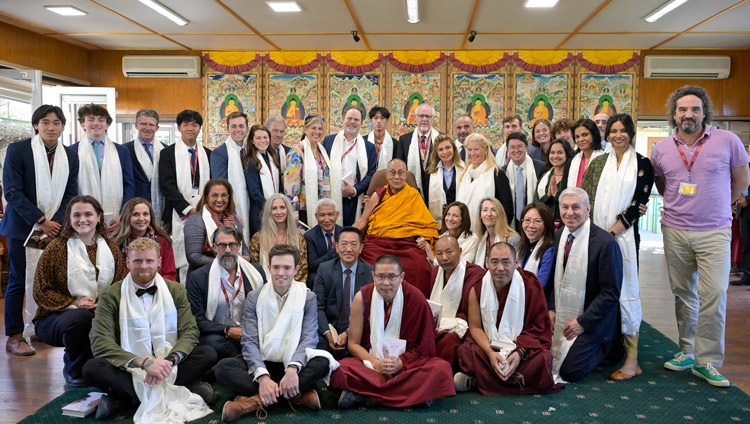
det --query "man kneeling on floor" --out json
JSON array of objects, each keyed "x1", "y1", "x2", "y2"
[
  {"x1": 84, "y1": 237, "x2": 216, "y2": 422},
  {"x1": 456, "y1": 242, "x2": 559, "y2": 395},
  {"x1": 215, "y1": 244, "x2": 337, "y2": 422},
  {"x1": 329, "y1": 254, "x2": 456, "y2": 408}
]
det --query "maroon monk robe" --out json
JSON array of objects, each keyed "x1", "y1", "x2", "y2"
[
  {"x1": 457, "y1": 269, "x2": 561, "y2": 395},
  {"x1": 330, "y1": 282, "x2": 456, "y2": 407},
  {"x1": 360, "y1": 236, "x2": 433, "y2": 297},
  {"x1": 432, "y1": 262, "x2": 486, "y2": 369}
]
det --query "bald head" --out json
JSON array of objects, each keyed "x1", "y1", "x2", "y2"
[
  {"x1": 386, "y1": 159, "x2": 407, "y2": 191},
  {"x1": 435, "y1": 235, "x2": 462, "y2": 274}
]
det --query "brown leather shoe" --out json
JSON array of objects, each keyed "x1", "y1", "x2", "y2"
[
  {"x1": 291, "y1": 389, "x2": 321, "y2": 411},
  {"x1": 222, "y1": 395, "x2": 267, "y2": 423},
  {"x1": 6, "y1": 334, "x2": 36, "y2": 356}
]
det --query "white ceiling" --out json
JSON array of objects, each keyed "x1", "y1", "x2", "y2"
[{"x1": 0, "y1": 0, "x2": 748, "y2": 51}]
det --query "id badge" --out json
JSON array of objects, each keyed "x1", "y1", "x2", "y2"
[
  {"x1": 191, "y1": 188, "x2": 200, "y2": 200},
  {"x1": 679, "y1": 182, "x2": 697, "y2": 196}
]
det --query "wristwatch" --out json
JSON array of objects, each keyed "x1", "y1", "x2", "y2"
[{"x1": 166, "y1": 355, "x2": 178, "y2": 367}]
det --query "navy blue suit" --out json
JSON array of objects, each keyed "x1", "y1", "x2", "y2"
[
  {"x1": 244, "y1": 153, "x2": 282, "y2": 237},
  {"x1": 70, "y1": 140, "x2": 135, "y2": 209},
  {"x1": 209, "y1": 142, "x2": 231, "y2": 180},
  {"x1": 550, "y1": 222, "x2": 623, "y2": 383},
  {"x1": 322, "y1": 135, "x2": 377, "y2": 226},
  {"x1": 124, "y1": 140, "x2": 165, "y2": 201},
  {"x1": 0, "y1": 138, "x2": 78, "y2": 336},
  {"x1": 304, "y1": 224, "x2": 342, "y2": 286}
]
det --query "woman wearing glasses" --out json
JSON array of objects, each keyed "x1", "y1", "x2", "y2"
[
  {"x1": 517, "y1": 202, "x2": 556, "y2": 297},
  {"x1": 184, "y1": 178, "x2": 250, "y2": 276}
]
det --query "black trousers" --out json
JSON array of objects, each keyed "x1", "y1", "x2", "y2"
[
  {"x1": 82, "y1": 345, "x2": 217, "y2": 403},
  {"x1": 34, "y1": 308, "x2": 95, "y2": 379},
  {"x1": 200, "y1": 333, "x2": 242, "y2": 359},
  {"x1": 741, "y1": 210, "x2": 750, "y2": 274},
  {"x1": 215, "y1": 356, "x2": 329, "y2": 396}
]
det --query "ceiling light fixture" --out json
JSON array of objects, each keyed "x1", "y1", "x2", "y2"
[
  {"x1": 523, "y1": 0, "x2": 559, "y2": 7},
  {"x1": 44, "y1": 5, "x2": 88, "y2": 16},
  {"x1": 644, "y1": 0, "x2": 688, "y2": 23},
  {"x1": 468, "y1": 31, "x2": 476, "y2": 43},
  {"x1": 406, "y1": 0, "x2": 420, "y2": 24},
  {"x1": 138, "y1": 0, "x2": 189, "y2": 26},
  {"x1": 351, "y1": 31, "x2": 361, "y2": 43},
  {"x1": 267, "y1": 1, "x2": 302, "y2": 12}
]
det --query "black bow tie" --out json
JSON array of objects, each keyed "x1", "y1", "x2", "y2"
[{"x1": 136, "y1": 286, "x2": 157, "y2": 297}]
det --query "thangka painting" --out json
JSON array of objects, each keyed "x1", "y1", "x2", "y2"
[
  {"x1": 205, "y1": 73, "x2": 258, "y2": 148},
  {"x1": 578, "y1": 74, "x2": 634, "y2": 119},
  {"x1": 515, "y1": 74, "x2": 570, "y2": 131},
  {"x1": 328, "y1": 74, "x2": 380, "y2": 135},
  {"x1": 267, "y1": 73, "x2": 319, "y2": 146},
  {"x1": 452, "y1": 74, "x2": 505, "y2": 147},
  {"x1": 390, "y1": 73, "x2": 441, "y2": 138}
]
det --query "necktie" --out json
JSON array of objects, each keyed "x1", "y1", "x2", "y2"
[
  {"x1": 515, "y1": 165, "x2": 525, "y2": 220},
  {"x1": 563, "y1": 234, "x2": 575, "y2": 269},
  {"x1": 92, "y1": 141, "x2": 103, "y2": 172},
  {"x1": 136, "y1": 286, "x2": 157, "y2": 297},
  {"x1": 142, "y1": 142, "x2": 153, "y2": 162},
  {"x1": 419, "y1": 135, "x2": 427, "y2": 159},
  {"x1": 341, "y1": 269, "x2": 353, "y2": 330},
  {"x1": 188, "y1": 147, "x2": 197, "y2": 182},
  {"x1": 325, "y1": 232, "x2": 334, "y2": 251}
]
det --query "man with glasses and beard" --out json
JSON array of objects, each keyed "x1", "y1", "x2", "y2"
[{"x1": 187, "y1": 225, "x2": 266, "y2": 359}]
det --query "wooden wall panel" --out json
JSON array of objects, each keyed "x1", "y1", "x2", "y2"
[
  {"x1": 0, "y1": 22, "x2": 89, "y2": 81},
  {"x1": 88, "y1": 51, "x2": 202, "y2": 117},
  {"x1": 637, "y1": 49, "x2": 750, "y2": 118}
]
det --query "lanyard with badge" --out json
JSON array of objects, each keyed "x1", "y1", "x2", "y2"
[
  {"x1": 220, "y1": 271, "x2": 243, "y2": 326},
  {"x1": 675, "y1": 139, "x2": 703, "y2": 196}
]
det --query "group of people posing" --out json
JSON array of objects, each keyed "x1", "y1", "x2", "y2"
[{"x1": 2, "y1": 84, "x2": 747, "y2": 422}]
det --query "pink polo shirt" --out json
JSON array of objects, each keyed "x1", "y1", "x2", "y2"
[{"x1": 651, "y1": 126, "x2": 749, "y2": 231}]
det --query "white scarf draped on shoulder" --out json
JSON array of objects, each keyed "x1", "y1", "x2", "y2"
[
  {"x1": 257, "y1": 150, "x2": 280, "y2": 200},
  {"x1": 494, "y1": 144, "x2": 508, "y2": 168},
  {"x1": 536, "y1": 168, "x2": 553, "y2": 200},
  {"x1": 119, "y1": 275, "x2": 212, "y2": 424},
  {"x1": 301, "y1": 137, "x2": 331, "y2": 224},
  {"x1": 407, "y1": 128, "x2": 439, "y2": 192},
  {"x1": 66, "y1": 235, "x2": 115, "y2": 301},
  {"x1": 205, "y1": 256, "x2": 264, "y2": 321},
  {"x1": 457, "y1": 160, "x2": 496, "y2": 222},
  {"x1": 223, "y1": 137, "x2": 249, "y2": 245},
  {"x1": 368, "y1": 284, "x2": 404, "y2": 362},
  {"x1": 329, "y1": 131, "x2": 368, "y2": 226},
  {"x1": 479, "y1": 269, "x2": 526, "y2": 351},
  {"x1": 368, "y1": 131, "x2": 394, "y2": 171},
  {"x1": 592, "y1": 148, "x2": 640, "y2": 336},
  {"x1": 133, "y1": 139, "x2": 164, "y2": 225},
  {"x1": 506, "y1": 156, "x2": 538, "y2": 213},
  {"x1": 427, "y1": 166, "x2": 447, "y2": 222},
  {"x1": 77, "y1": 136, "x2": 123, "y2": 224},
  {"x1": 566, "y1": 150, "x2": 603, "y2": 189},
  {"x1": 429, "y1": 260, "x2": 468, "y2": 337}
]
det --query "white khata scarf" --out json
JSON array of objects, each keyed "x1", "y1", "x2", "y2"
[
  {"x1": 257, "y1": 150, "x2": 279, "y2": 200},
  {"x1": 480, "y1": 269, "x2": 526, "y2": 351},
  {"x1": 301, "y1": 137, "x2": 331, "y2": 225},
  {"x1": 66, "y1": 235, "x2": 115, "y2": 301},
  {"x1": 550, "y1": 220, "x2": 590, "y2": 384},
  {"x1": 427, "y1": 166, "x2": 447, "y2": 222},
  {"x1": 77, "y1": 136, "x2": 123, "y2": 224},
  {"x1": 457, "y1": 161, "x2": 496, "y2": 222},
  {"x1": 329, "y1": 131, "x2": 368, "y2": 226},
  {"x1": 522, "y1": 240, "x2": 545, "y2": 275},
  {"x1": 494, "y1": 144, "x2": 508, "y2": 168},
  {"x1": 593, "y1": 148, "x2": 640, "y2": 336},
  {"x1": 224, "y1": 137, "x2": 250, "y2": 246},
  {"x1": 277, "y1": 144, "x2": 287, "y2": 171},
  {"x1": 133, "y1": 139, "x2": 164, "y2": 225},
  {"x1": 536, "y1": 168, "x2": 553, "y2": 200},
  {"x1": 119, "y1": 274, "x2": 212, "y2": 424},
  {"x1": 407, "y1": 128, "x2": 439, "y2": 192},
  {"x1": 368, "y1": 130, "x2": 394, "y2": 171},
  {"x1": 429, "y1": 260, "x2": 468, "y2": 337},
  {"x1": 368, "y1": 284, "x2": 404, "y2": 361},
  {"x1": 565, "y1": 150, "x2": 604, "y2": 188},
  {"x1": 205, "y1": 255, "x2": 264, "y2": 321}
]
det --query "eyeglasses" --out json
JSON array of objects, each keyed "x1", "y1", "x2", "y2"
[
  {"x1": 209, "y1": 193, "x2": 230, "y2": 199},
  {"x1": 215, "y1": 242, "x2": 240, "y2": 250},
  {"x1": 387, "y1": 170, "x2": 406, "y2": 177},
  {"x1": 522, "y1": 218, "x2": 544, "y2": 225},
  {"x1": 374, "y1": 273, "x2": 401, "y2": 282},
  {"x1": 416, "y1": 114, "x2": 433, "y2": 120},
  {"x1": 338, "y1": 242, "x2": 360, "y2": 250}
]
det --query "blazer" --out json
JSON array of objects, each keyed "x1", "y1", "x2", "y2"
[
  {"x1": 304, "y1": 224, "x2": 343, "y2": 282},
  {"x1": 186, "y1": 261, "x2": 266, "y2": 337},
  {"x1": 209, "y1": 142, "x2": 233, "y2": 180},
  {"x1": 241, "y1": 287, "x2": 318, "y2": 369},
  {"x1": 89, "y1": 278, "x2": 199, "y2": 367},
  {"x1": 0, "y1": 138, "x2": 79, "y2": 240},
  {"x1": 528, "y1": 144, "x2": 543, "y2": 162},
  {"x1": 502, "y1": 157, "x2": 547, "y2": 181},
  {"x1": 124, "y1": 140, "x2": 166, "y2": 201},
  {"x1": 312, "y1": 257, "x2": 373, "y2": 347},
  {"x1": 423, "y1": 168, "x2": 457, "y2": 211},
  {"x1": 549, "y1": 222, "x2": 622, "y2": 344},
  {"x1": 244, "y1": 153, "x2": 283, "y2": 236},
  {"x1": 158, "y1": 143, "x2": 212, "y2": 224},
  {"x1": 395, "y1": 130, "x2": 432, "y2": 191},
  {"x1": 70, "y1": 140, "x2": 135, "y2": 209}
]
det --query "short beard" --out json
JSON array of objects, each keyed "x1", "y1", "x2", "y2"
[
  {"x1": 220, "y1": 254, "x2": 238, "y2": 270},
  {"x1": 679, "y1": 119, "x2": 701, "y2": 134}
]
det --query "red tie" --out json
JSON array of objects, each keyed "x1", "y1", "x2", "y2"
[
  {"x1": 419, "y1": 135, "x2": 427, "y2": 159},
  {"x1": 563, "y1": 234, "x2": 575, "y2": 268}
]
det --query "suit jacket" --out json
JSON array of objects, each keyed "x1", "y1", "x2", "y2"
[
  {"x1": 304, "y1": 224, "x2": 343, "y2": 281},
  {"x1": 89, "y1": 278, "x2": 199, "y2": 367},
  {"x1": 158, "y1": 143, "x2": 212, "y2": 223},
  {"x1": 186, "y1": 261, "x2": 266, "y2": 337},
  {"x1": 395, "y1": 130, "x2": 433, "y2": 192},
  {"x1": 423, "y1": 168, "x2": 457, "y2": 211},
  {"x1": 241, "y1": 286, "x2": 318, "y2": 369},
  {"x1": 70, "y1": 140, "x2": 135, "y2": 209},
  {"x1": 209, "y1": 142, "x2": 234, "y2": 180},
  {"x1": 0, "y1": 138, "x2": 79, "y2": 240},
  {"x1": 312, "y1": 258, "x2": 373, "y2": 346},
  {"x1": 244, "y1": 153, "x2": 283, "y2": 236},
  {"x1": 502, "y1": 157, "x2": 547, "y2": 181},
  {"x1": 528, "y1": 144, "x2": 543, "y2": 162},
  {"x1": 322, "y1": 134, "x2": 377, "y2": 225},
  {"x1": 549, "y1": 222, "x2": 622, "y2": 344},
  {"x1": 125, "y1": 140, "x2": 166, "y2": 201}
]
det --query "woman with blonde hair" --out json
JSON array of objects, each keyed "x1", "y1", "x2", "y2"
[
  {"x1": 424, "y1": 134, "x2": 464, "y2": 222},
  {"x1": 456, "y1": 133, "x2": 514, "y2": 225},
  {"x1": 249, "y1": 193, "x2": 308, "y2": 283},
  {"x1": 473, "y1": 197, "x2": 520, "y2": 268}
]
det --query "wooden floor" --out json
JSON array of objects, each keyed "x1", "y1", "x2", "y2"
[{"x1": 1, "y1": 231, "x2": 749, "y2": 423}]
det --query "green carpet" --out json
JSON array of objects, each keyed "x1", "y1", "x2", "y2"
[{"x1": 21, "y1": 322, "x2": 750, "y2": 423}]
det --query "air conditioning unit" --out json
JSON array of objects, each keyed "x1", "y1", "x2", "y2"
[
  {"x1": 122, "y1": 55, "x2": 201, "y2": 78},
  {"x1": 644, "y1": 55, "x2": 730, "y2": 79}
]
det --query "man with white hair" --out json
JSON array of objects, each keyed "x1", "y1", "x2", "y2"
[
  {"x1": 304, "y1": 199, "x2": 343, "y2": 286},
  {"x1": 266, "y1": 116, "x2": 289, "y2": 170},
  {"x1": 396, "y1": 103, "x2": 440, "y2": 193}
]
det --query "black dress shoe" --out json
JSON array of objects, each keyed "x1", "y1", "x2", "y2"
[
  {"x1": 95, "y1": 394, "x2": 120, "y2": 420},
  {"x1": 187, "y1": 381, "x2": 217, "y2": 406},
  {"x1": 730, "y1": 274, "x2": 750, "y2": 286},
  {"x1": 63, "y1": 370, "x2": 88, "y2": 388}
]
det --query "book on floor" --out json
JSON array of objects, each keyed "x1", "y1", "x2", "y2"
[{"x1": 61, "y1": 392, "x2": 104, "y2": 418}]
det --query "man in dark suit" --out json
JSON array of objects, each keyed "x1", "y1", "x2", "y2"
[
  {"x1": 549, "y1": 187, "x2": 622, "y2": 384},
  {"x1": 266, "y1": 116, "x2": 291, "y2": 171},
  {"x1": 322, "y1": 106, "x2": 377, "y2": 226},
  {"x1": 0, "y1": 105, "x2": 78, "y2": 356},
  {"x1": 502, "y1": 132, "x2": 547, "y2": 224},
  {"x1": 304, "y1": 198, "x2": 342, "y2": 286},
  {"x1": 124, "y1": 108, "x2": 162, "y2": 202},
  {"x1": 187, "y1": 226, "x2": 266, "y2": 359},
  {"x1": 313, "y1": 226, "x2": 372, "y2": 358},
  {"x1": 395, "y1": 103, "x2": 439, "y2": 194}
]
